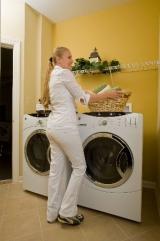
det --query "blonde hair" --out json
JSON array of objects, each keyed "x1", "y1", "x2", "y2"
[
  {"x1": 41, "y1": 47, "x2": 70, "y2": 108},
  {"x1": 41, "y1": 57, "x2": 54, "y2": 108}
]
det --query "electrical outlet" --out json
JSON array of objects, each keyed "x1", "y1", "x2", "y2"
[{"x1": 124, "y1": 103, "x2": 132, "y2": 112}]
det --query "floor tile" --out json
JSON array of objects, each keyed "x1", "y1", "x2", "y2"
[
  {"x1": 112, "y1": 189, "x2": 160, "y2": 239},
  {"x1": 0, "y1": 183, "x2": 10, "y2": 199},
  {"x1": 36, "y1": 194, "x2": 47, "y2": 208},
  {"x1": 0, "y1": 210, "x2": 41, "y2": 241},
  {"x1": 13, "y1": 232, "x2": 43, "y2": 241},
  {"x1": 129, "y1": 225, "x2": 160, "y2": 241},
  {"x1": 0, "y1": 182, "x2": 159, "y2": 241},
  {"x1": 3, "y1": 195, "x2": 39, "y2": 216},
  {"x1": 80, "y1": 213, "x2": 128, "y2": 241},
  {"x1": 7, "y1": 182, "x2": 29, "y2": 199},
  {"x1": 38, "y1": 206, "x2": 55, "y2": 229},
  {"x1": 42, "y1": 223, "x2": 86, "y2": 241},
  {"x1": 78, "y1": 205, "x2": 105, "y2": 219},
  {"x1": 0, "y1": 199, "x2": 5, "y2": 216}
]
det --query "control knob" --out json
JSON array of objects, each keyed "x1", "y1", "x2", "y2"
[{"x1": 102, "y1": 120, "x2": 107, "y2": 126}]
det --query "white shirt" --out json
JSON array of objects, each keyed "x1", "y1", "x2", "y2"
[{"x1": 47, "y1": 65, "x2": 90, "y2": 129}]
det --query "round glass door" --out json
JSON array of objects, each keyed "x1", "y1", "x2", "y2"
[
  {"x1": 25, "y1": 129, "x2": 50, "y2": 175},
  {"x1": 83, "y1": 132, "x2": 133, "y2": 188}
]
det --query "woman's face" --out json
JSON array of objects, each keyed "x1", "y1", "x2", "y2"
[{"x1": 56, "y1": 50, "x2": 73, "y2": 69}]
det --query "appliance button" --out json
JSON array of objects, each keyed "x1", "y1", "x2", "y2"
[
  {"x1": 102, "y1": 120, "x2": 107, "y2": 126},
  {"x1": 38, "y1": 120, "x2": 43, "y2": 125}
]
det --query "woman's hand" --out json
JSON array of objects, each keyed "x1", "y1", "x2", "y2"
[
  {"x1": 89, "y1": 90, "x2": 123, "y2": 103},
  {"x1": 85, "y1": 90, "x2": 95, "y2": 95},
  {"x1": 105, "y1": 90, "x2": 123, "y2": 100}
]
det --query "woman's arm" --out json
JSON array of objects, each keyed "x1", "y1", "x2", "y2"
[
  {"x1": 62, "y1": 69, "x2": 123, "y2": 105},
  {"x1": 87, "y1": 90, "x2": 123, "y2": 104}
]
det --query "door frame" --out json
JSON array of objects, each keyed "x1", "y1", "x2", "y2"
[{"x1": 1, "y1": 37, "x2": 20, "y2": 181}]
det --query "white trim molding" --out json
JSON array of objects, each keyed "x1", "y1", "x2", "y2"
[
  {"x1": 1, "y1": 37, "x2": 21, "y2": 181},
  {"x1": 142, "y1": 180, "x2": 156, "y2": 189},
  {"x1": 155, "y1": 187, "x2": 160, "y2": 216},
  {"x1": 143, "y1": 180, "x2": 160, "y2": 216}
]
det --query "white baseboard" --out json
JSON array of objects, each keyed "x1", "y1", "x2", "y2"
[
  {"x1": 142, "y1": 180, "x2": 156, "y2": 189},
  {"x1": 0, "y1": 179, "x2": 12, "y2": 184},
  {"x1": 155, "y1": 187, "x2": 160, "y2": 216},
  {"x1": 143, "y1": 180, "x2": 160, "y2": 217},
  {"x1": 18, "y1": 176, "x2": 23, "y2": 182}
]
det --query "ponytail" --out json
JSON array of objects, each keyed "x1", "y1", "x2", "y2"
[{"x1": 41, "y1": 57, "x2": 53, "y2": 108}]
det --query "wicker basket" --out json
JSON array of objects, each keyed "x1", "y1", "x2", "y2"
[{"x1": 88, "y1": 91, "x2": 131, "y2": 112}]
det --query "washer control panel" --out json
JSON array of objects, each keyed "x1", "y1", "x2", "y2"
[{"x1": 78, "y1": 113, "x2": 141, "y2": 129}]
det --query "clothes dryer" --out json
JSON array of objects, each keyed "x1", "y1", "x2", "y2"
[
  {"x1": 78, "y1": 112, "x2": 143, "y2": 222},
  {"x1": 23, "y1": 113, "x2": 50, "y2": 196}
]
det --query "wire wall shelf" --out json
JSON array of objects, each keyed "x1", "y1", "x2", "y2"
[{"x1": 73, "y1": 60, "x2": 160, "y2": 74}]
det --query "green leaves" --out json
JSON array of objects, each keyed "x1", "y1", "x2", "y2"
[
  {"x1": 72, "y1": 58, "x2": 121, "y2": 74},
  {"x1": 110, "y1": 60, "x2": 121, "y2": 72},
  {"x1": 72, "y1": 58, "x2": 90, "y2": 71}
]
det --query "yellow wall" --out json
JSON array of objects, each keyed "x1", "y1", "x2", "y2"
[
  {"x1": 54, "y1": 0, "x2": 160, "y2": 182},
  {"x1": 24, "y1": 5, "x2": 41, "y2": 113},
  {"x1": 41, "y1": 17, "x2": 55, "y2": 97},
  {"x1": 24, "y1": 5, "x2": 55, "y2": 114}
]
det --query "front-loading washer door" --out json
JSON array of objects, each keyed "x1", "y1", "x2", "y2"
[
  {"x1": 25, "y1": 129, "x2": 50, "y2": 175},
  {"x1": 83, "y1": 132, "x2": 133, "y2": 188}
]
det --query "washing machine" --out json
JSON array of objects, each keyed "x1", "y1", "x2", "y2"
[
  {"x1": 78, "y1": 112, "x2": 143, "y2": 222},
  {"x1": 23, "y1": 113, "x2": 50, "y2": 196}
]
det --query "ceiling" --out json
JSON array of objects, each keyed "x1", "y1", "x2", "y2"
[{"x1": 25, "y1": 0, "x2": 132, "y2": 23}]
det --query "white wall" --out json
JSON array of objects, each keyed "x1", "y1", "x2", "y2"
[{"x1": 1, "y1": 0, "x2": 25, "y2": 113}]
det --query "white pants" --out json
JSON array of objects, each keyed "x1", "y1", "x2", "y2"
[{"x1": 46, "y1": 126, "x2": 86, "y2": 222}]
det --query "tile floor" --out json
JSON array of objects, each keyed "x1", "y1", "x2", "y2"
[{"x1": 0, "y1": 182, "x2": 159, "y2": 241}]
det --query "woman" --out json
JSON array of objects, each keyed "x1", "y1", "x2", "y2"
[{"x1": 42, "y1": 47, "x2": 122, "y2": 225}]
